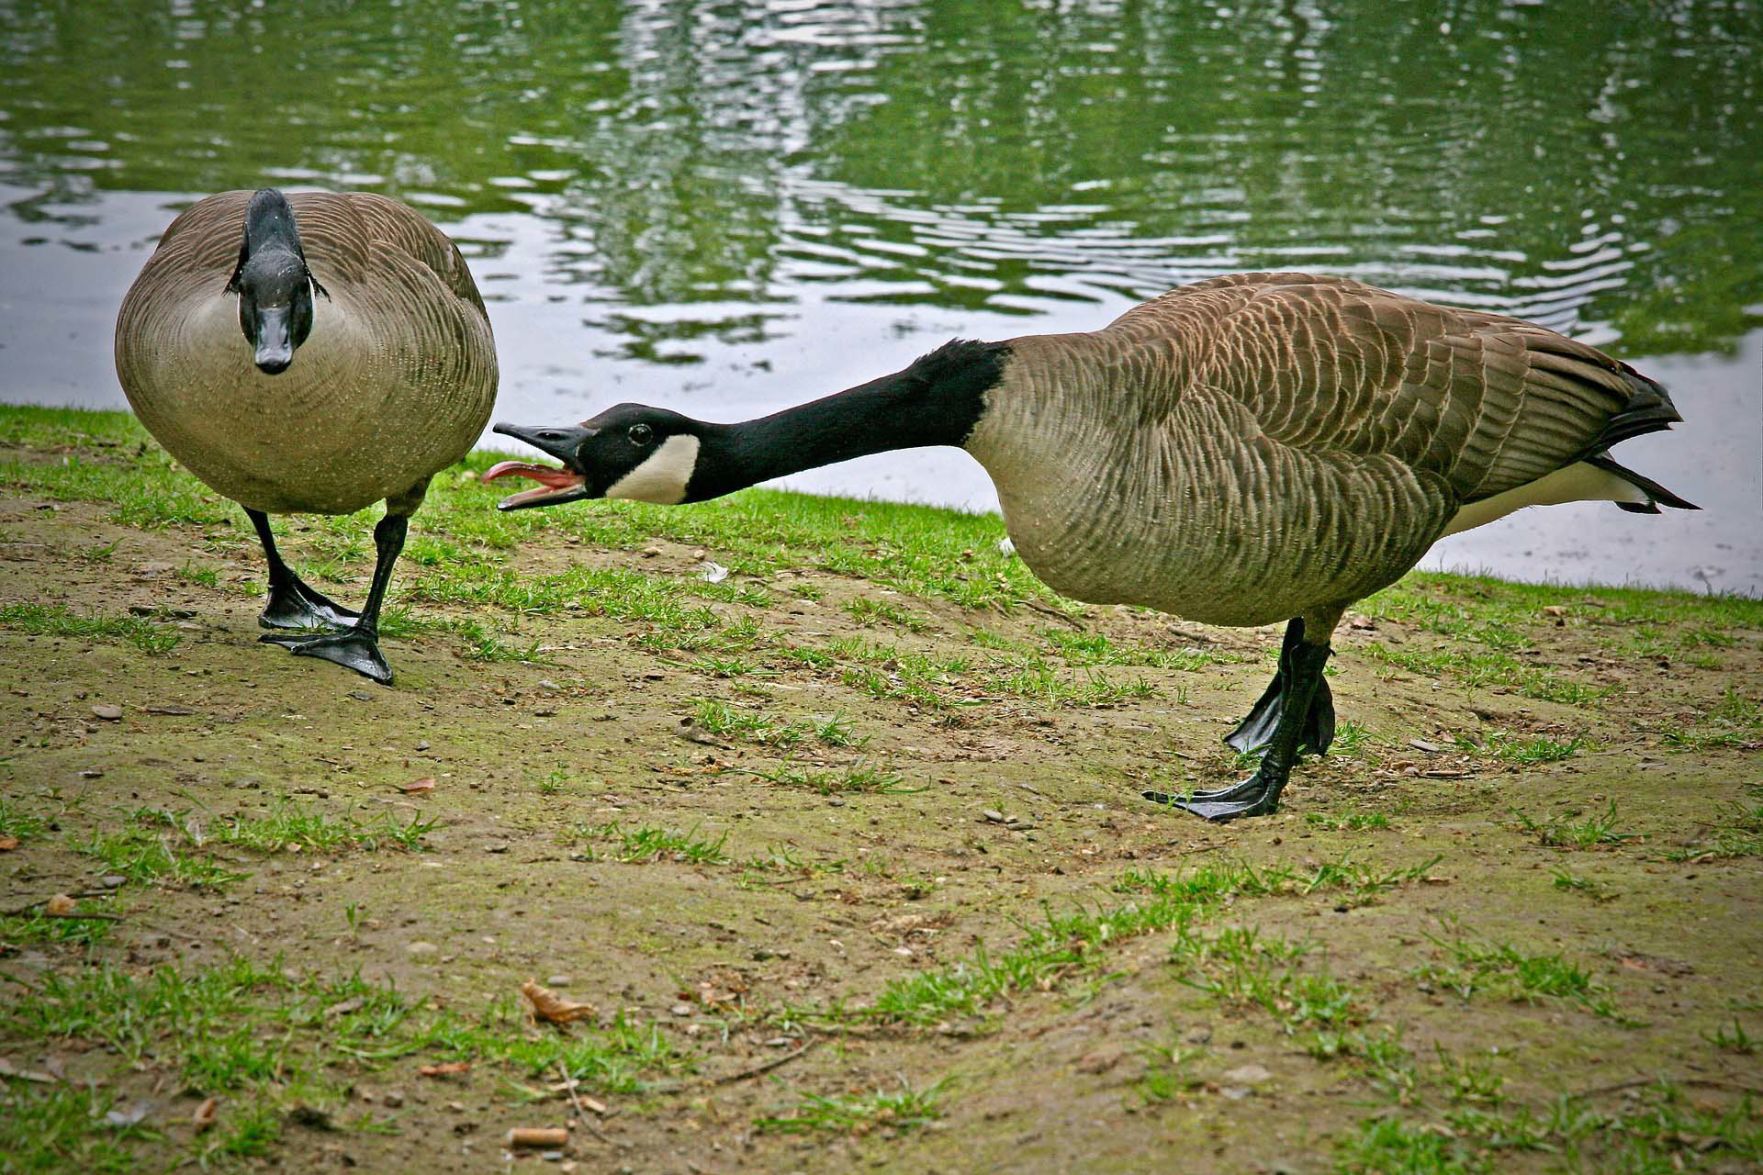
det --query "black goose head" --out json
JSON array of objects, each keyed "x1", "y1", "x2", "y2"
[
  {"x1": 486, "y1": 404, "x2": 706, "y2": 510},
  {"x1": 225, "y1": 189, "x2": 327, "y2": 375}
]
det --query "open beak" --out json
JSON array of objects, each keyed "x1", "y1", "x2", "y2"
[
  {"x1": 483, "y1": 422, "x2": 594, "y2": 511},
  {"x1": 253, "y1": 306, "x2": 293, "y2": 374}
]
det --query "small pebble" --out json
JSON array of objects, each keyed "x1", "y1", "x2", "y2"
[
  {"x1": 406, "y1": 942, "x2": 439, "y2": 959},
  {"x1": 91, "y1": 704, "x2": 123, "y2": 720}
]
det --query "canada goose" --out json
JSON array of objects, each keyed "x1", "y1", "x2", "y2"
[
  {"x1": 486, "y1": 273, "x2": 1694, "y2": 820},
  {"x1": 115, "y1": 188, "x2": 497, "y2": 684}
]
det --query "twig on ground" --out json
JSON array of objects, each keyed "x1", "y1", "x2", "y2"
[{"x1": 710, "y1": 1039, "x2": 819, "y2": 1086}]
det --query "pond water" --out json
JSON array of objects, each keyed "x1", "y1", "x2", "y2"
[{"x1": 2, "y1": 1, "x2": 1758, "y2": 593}]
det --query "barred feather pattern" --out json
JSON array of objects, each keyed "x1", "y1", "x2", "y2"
[
  {"x1": 964, "y1": 273, "x2": 1666, "y2": 629},
  {"x1": 115, "y1": 190, "x2": 496, "y2": 516}
]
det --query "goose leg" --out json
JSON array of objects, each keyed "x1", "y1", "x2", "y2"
[
  {"x1": 1222, "y1": 619, "x2": 1335, "y2": 757},
  {"x1": 248, "y1": 508, "x2": 360, "y2": 631},
  {"x1": 261, "y1": 510, "x2": 405, "y2": 685},
  {"x1": 1144, "y1": 628, "x2": 1335, "y2": 822}
]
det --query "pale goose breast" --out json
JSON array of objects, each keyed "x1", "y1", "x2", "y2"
[{"x1": 116, "y1": 191, "x2": 495, "y2": 516}]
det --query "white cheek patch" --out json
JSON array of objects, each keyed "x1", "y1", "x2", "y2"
[{"x1": 605, "y1": 434, "x2": 700, "y2": 504}]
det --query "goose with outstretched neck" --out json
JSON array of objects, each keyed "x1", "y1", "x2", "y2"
[{"x1": 486, "y1": 272, "x2": 1694, "y2": 820}]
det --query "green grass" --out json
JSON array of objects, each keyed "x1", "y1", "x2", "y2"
[
  {"x1": 733, "y1": 759, "x2": 915, "y2": 796},
  {"x1": 0, "y1": 1083, "x2": 153, "y2": 1173},
  {"x1": 79, "y1": 820, "x2": 248, "y2": 891},
  {"x1": 0, "y1": 601, "x2": 181, "y2": 655},
  {"x1": 213, "y1": 801, "x2": 438, "y2": 854},
  {"x1": 845, "y1": 596, "x2": 931, "y2": 632},
  {"x1": 987, "y1": 663, "x2": 1158, "y2": 707},
  {"x1": 1416, "y1": 924, "x2": 1622, "y2": 1020},
  {"x1": 569, "y1": 821, "x2": 731, "y2": 865},
  {"x1": 1041, "y1": 629, "x2": 1223, "y2": 671},
  {"x1": 1550, "y1": 866, "x2": 1618, "y2": 902},
  {"x1": 1360, "y1": 641, "x2": 1605, "y2": 705},
  {"x1": 1513, "y1": 801, "x2": 1636, "y2": 849},
  {"x1": 1478, "y1": 732, "x2": 1587, "y2": 763},
  {"x1": 1666, "y1": 800, "x2": 1763, "y2": 861},
  {"x1": 846, "y1": 856, "x2": 1434, "y2": 1029},
  {"x1": 0, "y1": 954, "x2": 686, "y2": 1169},
  {"x1": 0, "y1": 797, "x2": 49, "y2": 842},
  {"x1": 0, "y1": 898, "x2": 120, "y2": 947},
  {"x1": 1176, "y1": 925, "x2": 1363, "y2": 1039},
  {"x1": 1661, "y1": 687, "x2": 1763, "y2": 751},
  {"x1": 1349, "y1": 1081, "x2": 1763, "y2": 1173},
  {"x1": 755, "y1": 1080, "x2": 945, "y2": 1135}
]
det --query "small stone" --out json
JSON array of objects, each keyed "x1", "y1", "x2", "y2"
[
  {"x1": 982, "y1": 809, "x2": 1006, "y2": 823},
  {"x1": 381, "y1": 1089, "x2": 405, "y2": 1108},
  {"x1": 406, "y1": 941, "x2": 439, "y2": 959},
  {"x1": 99, "y1": 874, "x2": 127, "y2": 889},
  {"x1": 347, "y1": 690, "x2": 373, "y2": 702},
  {"x1": 1221, "y1": 1063, "x2": 1272, "y2": 1085},
  {"x1": 415, "y1": 740, "x2": 431, "y2": 751},
  {"x1": 546, "y1": 975, "x2": 572, "y2": 987},
  {"x1": 91, "y1": 704, "x2": 123, "y2": 720},
  {"x1": 1075, "y1": 1048, "x2": 1122, "y2": 1075},
  {"x1": 670, "y1": 1002, "x2": 693, "y2": 1016}
]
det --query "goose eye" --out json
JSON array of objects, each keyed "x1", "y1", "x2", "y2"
[{"x1": 628, "y1": 423, "x2": 654, "y2": 446}]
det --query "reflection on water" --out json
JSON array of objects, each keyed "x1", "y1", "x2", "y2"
[{"x1": 1, "y1": 1, "x2": 1758, "y2": 592}]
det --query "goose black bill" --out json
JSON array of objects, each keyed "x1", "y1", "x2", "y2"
[{"x1": 483, "y1": 422, "x2": 593, "y2": 510}]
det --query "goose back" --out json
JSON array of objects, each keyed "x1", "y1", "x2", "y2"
[
  {"x1": 115, "y1": 191, "x2": 496, "y2": 515},
  {"x1": 966, "y1": 273, "x2": 1664, "y2": 627}
]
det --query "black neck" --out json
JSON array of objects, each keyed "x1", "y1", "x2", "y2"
[{"x1": 685, "y1": 339, "x2": 1009, "y2": 502}]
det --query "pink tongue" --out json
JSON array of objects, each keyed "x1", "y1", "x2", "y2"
[{"x1": 481, "y1": 460, "x2": 580, "y2": 489}]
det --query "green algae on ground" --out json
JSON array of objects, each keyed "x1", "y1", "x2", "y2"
[{"x1": 2, "y1": 403, "x2": 1760, "y2": 1172}]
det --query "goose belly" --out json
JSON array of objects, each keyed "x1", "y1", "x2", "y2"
[
  {"x1": 119, "y1": 295, "x2": 489, "y2": 515},
  {"x1": 980, "y1": 441, "x2": 1447, "y2": 631}
]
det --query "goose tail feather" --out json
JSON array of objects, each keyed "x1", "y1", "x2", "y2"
[
  {"x1": 1583, "y1": 452, "x2": 1699, "y2": 514},
  {"x1": 1580, "y1": 365, "x2": 1685, "y2": 455}
]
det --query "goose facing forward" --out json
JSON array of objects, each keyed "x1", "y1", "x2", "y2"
[
  {"x1": 487, "y1": 273, "x2": 1694, "y2": 820},
  {"x1": 116, "y1": 188, "x2": 497, "y2": 683}
]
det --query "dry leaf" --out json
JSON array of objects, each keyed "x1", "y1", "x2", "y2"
[
  {"x1": 400, "y1": 777, "x2": 437, "y2": 794},
  {"x1": 521, "y1": 980, "x2": 596, "y2": 1025},
  {"x1": 0, "y1": 835, "x2": 18, "y2": 852},
  {"x1": 192, "y1": 1097, "x2": 219, "y2": 1133},
  {"x1": 43, "y1": 894, "x2": 77, "y2": 917},
  {"x1": 418, "y1": 1061, "x2": 471, "y2": 1078}
]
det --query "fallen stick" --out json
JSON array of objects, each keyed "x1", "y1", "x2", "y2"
[
  {"x1": 556, "y1": 1062, "x2": 612, "y2": 1145},
  {"x1": 1576, "y1": 1076, "x2": 1763, "y2": 1099},
  {"x1": 710, "y1": 1039, "x2": 818, "y2": 1086}
]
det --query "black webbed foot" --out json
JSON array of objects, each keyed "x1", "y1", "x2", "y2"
[
  {"x1": 1223, "y1": 618, "x2": 1335, "y2": 757},
  {"x1": 258, "y1": 575, "x2": 360, "y2": 632},
  {"x1": 261, "y1": 628, "x2": 392, "y2": 684},
  {"x1": 1143, "y1": 769, "x2": 1286, "y2": 823},
  {"x1": 1150, "y1": 623, "x2": 1336, "y2": 822}
]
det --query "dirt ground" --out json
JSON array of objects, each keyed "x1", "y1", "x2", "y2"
[{"x1": 2, "y1": 411, "x2": 1760, "y2": 1173}]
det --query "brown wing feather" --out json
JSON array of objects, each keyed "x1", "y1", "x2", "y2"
[{"x1": 1104, "y1": 272, "x2": 1647, "y2": 504}]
